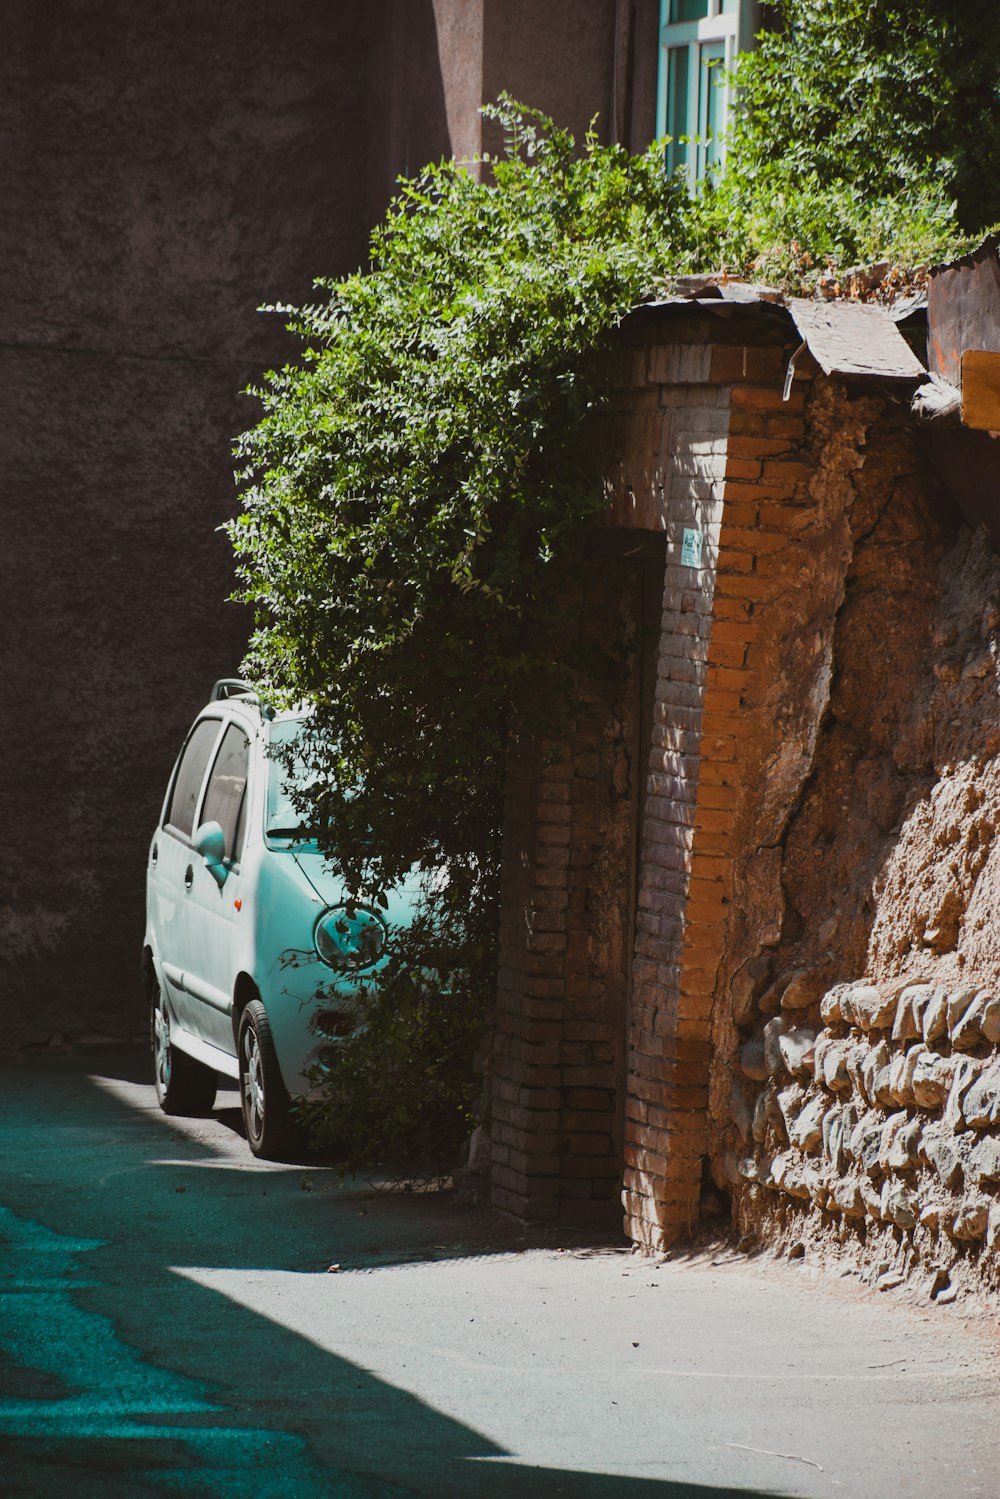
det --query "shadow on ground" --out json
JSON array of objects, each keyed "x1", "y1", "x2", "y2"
[{"x1": 0, "y1": 1047, "x2": 788, "y2": 1499}]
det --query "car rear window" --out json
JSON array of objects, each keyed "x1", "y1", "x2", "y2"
[{"x1": 166, "y1": 718, "x2": 221, "y2": 838}]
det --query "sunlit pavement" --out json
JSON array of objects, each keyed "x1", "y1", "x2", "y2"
[{"x1": 2, "y1": 1047, "x2": 1000, "y2": 1498}]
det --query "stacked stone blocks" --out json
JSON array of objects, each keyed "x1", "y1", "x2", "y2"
[{"x1": 736, "y1": 977, "x2": 1000, "y2": 1266}]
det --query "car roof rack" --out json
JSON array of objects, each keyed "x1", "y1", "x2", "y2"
[{"x1": 210, "y1": 678, "x2": 255, "y2": 702}]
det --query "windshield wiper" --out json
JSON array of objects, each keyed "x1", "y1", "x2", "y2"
[{"x1": 266, "y1": 824, "x2": 316, "y2": 841}]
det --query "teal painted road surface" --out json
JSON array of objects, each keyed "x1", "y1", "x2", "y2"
[{"x1": 2, "y1": 1046, "x2": 1000, "y2": 1498}]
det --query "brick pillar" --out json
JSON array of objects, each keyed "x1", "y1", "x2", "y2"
[
  {"x1": 623, "y1": 362, "x2": 813, "y2": 1252},
  {"x1": 488, "y1": 321, "x2": 813, "y2": 1239},
  {"x1": 622, "y1": 394, "x2": 730, "y2": 1249}
]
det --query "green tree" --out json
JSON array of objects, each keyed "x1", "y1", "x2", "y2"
[
  {"x1": 229, "y1": 100, "x2": 694, "y2": 1163},
  {"x1": 709, "y1": 0, "x2": 998, "y2": 282}
]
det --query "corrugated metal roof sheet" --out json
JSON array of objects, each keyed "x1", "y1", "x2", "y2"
[{"x1": 787, "y1": 298, "x2": 926, "y2": 381}]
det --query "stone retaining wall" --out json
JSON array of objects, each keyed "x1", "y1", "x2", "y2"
[{"x1": 735, "y1": 977, "x2": 1000, "y2": 1290}]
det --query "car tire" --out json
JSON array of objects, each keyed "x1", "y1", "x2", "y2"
[
  {"x1": 238, "y1": 999, "x2": 295, "y2": 1159},
  {"x1": 151, "y1": 982, "x2": 218, "y2": 1115}
]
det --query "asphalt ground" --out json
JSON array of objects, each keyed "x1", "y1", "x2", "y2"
[{"x1": 2, "y1": 1044, "x2": 999, "y2": 1498}]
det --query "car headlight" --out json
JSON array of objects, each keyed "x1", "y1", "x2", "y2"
[{"x1": 314, "y1": 905, "x2": 387, "y2": 969}]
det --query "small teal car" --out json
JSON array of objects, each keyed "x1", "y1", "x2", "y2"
[{"x1": 143, "y1": 680, "x2": 418, "y2": 1157}]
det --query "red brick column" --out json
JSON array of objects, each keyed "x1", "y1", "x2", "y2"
[
  {"x1": 487, "y1": 326, "x2": 818, "y2": 1239},
  {"x1": 623, "y1": 370, "x2": 811, "y2": 1252}
]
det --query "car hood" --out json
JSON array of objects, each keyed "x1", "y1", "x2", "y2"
[{"x1": 290, "y1": 847, "x2": 423, "y2": 929}]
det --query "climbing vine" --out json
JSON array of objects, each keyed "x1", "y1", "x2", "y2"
[
  {"x1": 230, "y1": 30, "x2": 995, "y2": 1160},
  {"x1": 229, "y1": 99, "x2": 695, "y2": 1163}
]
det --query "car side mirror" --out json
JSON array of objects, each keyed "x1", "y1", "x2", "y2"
[{"x1": 194, "y1": 820, "x2": 228, "y2": 887}]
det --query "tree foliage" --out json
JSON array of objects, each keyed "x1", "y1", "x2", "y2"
[
  {"x1": 229, "y1": 100, "x2": 694, "y2": 1164},
  {"x1": 708, "y1": 0, "x2": 999, "y2": 282},
  {"x1": 231, "y1": 21, "x2": 999, "y2": 1161}
]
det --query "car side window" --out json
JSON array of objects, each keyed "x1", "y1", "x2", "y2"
[
  {"x1": 165, "y1": 718, "x2": 222, "y2": 839},
  {"x1": 201, "y1": 723, "x2": 251, "y2": 864}
]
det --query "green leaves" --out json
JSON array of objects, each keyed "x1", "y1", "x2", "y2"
[
  {"x1": 706, "y1": 0, "x2": 999, "y2": 282},
  {"x1": 229, "y1": 99, "x2": 689, "y2": 1165},
  {"x1": 233, "y1": 101, "x2": 687, "y2": 864}
]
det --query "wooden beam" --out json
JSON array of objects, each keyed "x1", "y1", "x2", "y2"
[{"x1": 962, "y1": 350, "x2": 1000, "y2": 431}]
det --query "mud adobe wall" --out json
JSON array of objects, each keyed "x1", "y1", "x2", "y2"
[
  {"x1": 720, "y1": 380, "x2": 1000, "y2": 1294},
  {"x1": 487, "y1": 302, "x2": 1000, "y2": 1300}
]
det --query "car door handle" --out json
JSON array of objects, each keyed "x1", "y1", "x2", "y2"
[
  {"x1": 151, "y1": 842, "x2": 158, "y2": 866},
  {"x1": 184, "y1": 864, "x2": 194, "y2": 891}
]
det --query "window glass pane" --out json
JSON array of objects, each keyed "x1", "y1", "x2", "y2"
[
  {"x1": 702, "y1": 38, "x2": 727, "y2": 170},
  {"x1": 665, "y1": 46, "x2": 690, "y2": 175},
  {"x1": 669, "y1": 0, "x2": 709, "y2": 19},
  {"x1": 202, "y1": 723, "x2": 251, "y2": 862},
  {"x1": 166, "y1": 719, "x2": 221, "y2": 838},
  {"x1": 233, "y1": 777, "x2": 248, "y2": 862},
  {"x1": 720, "y1": 0, "x2": 738, "y2": 12}
]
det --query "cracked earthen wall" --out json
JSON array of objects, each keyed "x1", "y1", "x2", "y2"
[
  {"x1": 491, "y1": 312, "x2": 1000, "y2": 1296},
  {"x1": 726, "y1": 444, "x2": 1000, "y2": 1295}
]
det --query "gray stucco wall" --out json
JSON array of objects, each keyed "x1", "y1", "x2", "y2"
[
  {"x1": 1, "y1": 0, "x2": 647, "y2": 1049},
  {"x1": 1, "y1": 2, "x2": 381, "y2": 1045}
]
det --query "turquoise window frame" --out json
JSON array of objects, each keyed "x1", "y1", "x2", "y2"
[{"x1": 657, "y1": 0, "x2": 758, "y2": 188}]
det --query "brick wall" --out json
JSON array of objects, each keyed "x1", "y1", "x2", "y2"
[
  {"x1": 621, "y1": 388, "x2": 730, "y2": 1246},
  {"x1": 489, "y1": 314, "x2": 804, "y2": 1231},
  {"x1": 622, "y1": 339, "x2": 807, "y2": 1251},
  {"x1": 491, "y1": 541, "x2": 657, "y2": 1221}
]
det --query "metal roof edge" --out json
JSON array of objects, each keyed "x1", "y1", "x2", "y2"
[
  {"x1": 929, "y1": 234, "x2": 1000, "y2": 279},
  {"x1": 623, "y1": 292, "x2": 926, "y2": 382}
]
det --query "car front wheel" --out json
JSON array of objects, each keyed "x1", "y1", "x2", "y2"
[
  {"x1": 151, "y1": 982, "x2": 218, "y2": 1115},
  {"x1": 238, "y1": 999, "x2": 294, "y2": 1158}
]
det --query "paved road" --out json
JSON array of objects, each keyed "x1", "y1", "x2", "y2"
[{"x1": 2, "y1": 1045, "x2": 999, "y2": 1498}]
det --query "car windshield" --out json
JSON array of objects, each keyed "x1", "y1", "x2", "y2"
[
  {"x1": 265, "y1": 719, "x2": 317, "y2": 841},
  {"x1": 266, "y1": 718, "x2": 364, "y2": 851}
]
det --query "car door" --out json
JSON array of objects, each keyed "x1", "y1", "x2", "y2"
[
  {"x1": 179, "y1": 719, "x2": 252, "y2": 1055},
  {"x1": 149, "y1": 715, "x2": 224, "y2": 1038}
]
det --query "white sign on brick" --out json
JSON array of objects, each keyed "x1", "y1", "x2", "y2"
[{"x1": 680, "y1": 528, "x2": 703, "y2": 568}]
